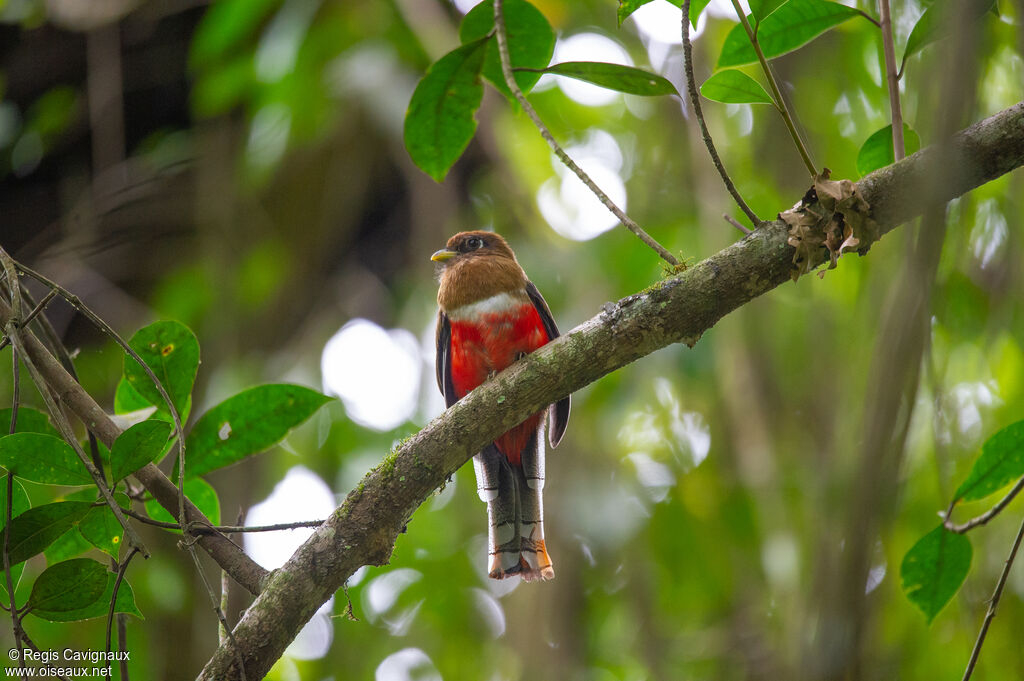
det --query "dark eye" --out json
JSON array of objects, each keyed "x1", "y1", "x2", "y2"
[{"x1": 466, "y1": 236, "x2": 483, "y2": 250}]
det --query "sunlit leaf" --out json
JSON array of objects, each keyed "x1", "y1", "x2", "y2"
[
  {"x1": 27, "y1": 558, "x2": 108, "y2": 616},
  {"x1": 5, "y1": 501, "x2": 93, "y2": 565},
  {"x1": 145, "y1": 478, "x2": 221, "y2": 529},
  {"x1": 901, "y1": 525, "x2": 971, "y2": 623},
  {"x1": 901, "y1": 0, "x2": 995, "y2": 75},
  {"x1": 750, "y1": 0, "x2": 789, "y2": 23},
  {"x1": 0, "y1": 433, "x2": 93, "y2": 486},
  {"x1": 111, "y1": 421, "x2": 173, "y2": 483},
  {"x1": 78, "y1": 494, "x2": 130, "y2": 559},
  {"x1": 700, "y1": 69, "x2": 774, "y2": 104},
  {"x1": 460, "y1": 0, "x2": 554, "y2": 99},
  {"x1": 404, "y1": 38, "x2": 489, "y2": 182},
  {"x1": 953, "y1": 420, "x2": 1024, "y2": 503},
  {"x1": 184, "y1": 384, "x2": 331, "y2": 478},
  {"x1": 528, "y1": 62, "x2": 679, "y2": 97},
  {"x1": 123, "y1": 321, "x2": 200, "y2": 418},
  {"x1": 717, "y1": 0, "x2": 861, "y2": 68},
  {"x1": 856, "y1": 123, "x2": 921, "y2": 176}
]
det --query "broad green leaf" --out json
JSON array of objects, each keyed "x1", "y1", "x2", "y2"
[
  {"x1": 78, "y1": 494, "x2": 130, "y2": 559},
  {"x1": 404, "y1": 38, "x2": 489, "y2": 182},
  {"x1": 901, "y1": 0, "x2": 995, "y2": 74},
  {"x1": 953, "y1": 420, "x2": 1024, "y2": 503},
  {"x1": 123, "y1": 320, "x2": 200, "y2": 417},
  {"x1": 0, "y1": 407, "x2": 60, "y2": 437},
  {"x1": 111, "y1": 421, "x2": 173, "y2": 483},
  {"x1": 184, "y1": 384, "x2": 331, "y2": 478},
  {"x1": 459, "y1": 0, "x2": 555, "y2": 99},
  {"x1": 0, "y1": 478, "x2": 31, "y2": 602},
  {"x1": 901, "y1": 525, "x2": 972, "y2": 622},
  {"x1": 700, "y1": 69, "x2": 774, "y2": 104},
  {"x1": 32, "y1": 572, "x2": 143, "y2": 622},
  {"x1": 5, "y1": 501, "x2": 93, "y2": 565},
  {"x1": 44, "y1": 527, "x2": 93, "y2": 564},
  {"x1": 856, "y1": 123, "x2": 921, "y2": 176},
  {"x1": 717, "y1": 0, "x2": 861, "y2": 68},
  {"x1": 528, "y1": 62, "x2": 679, "y2": 97},
  {"x1": 189, "y1": 0, "x2": 280, "y2": 69},
  {"x1": 617, "y1": 0, "x2": 653, "y2": 26},
  {"x1": 145, "y1": 478, "x2": 221, "y2": 529},
  {"x1": 27, "y1": 558, "x2": 108, "y2": 616},
  {"x1": 114, "y1": 377, "x2": 154, "y2": 415},
  {"x1": 688, "y1": 0, "x2": 712, "y2": 27},
  {"x1": 750, "y1": 0, "x2": 788, "y2": 23},
  {"x1": 0, "y1": 433, "x2": 93, "y2": 486}
]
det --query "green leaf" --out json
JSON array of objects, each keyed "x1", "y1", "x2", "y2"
[
  {"x1": 111, "y1": 421, "x2": 173, "y2": 483},
  {"x1": 529, "y1": 62, "x2": 679, "y2": 97},
  {"x1": 5, "y1": 501, "x2": 93, "y2": 565},
  {"x1": 44, "y1": 527, "x2": 93, "y2": 564},
  {"x1": 32, "y1": 572, "x2": 143, "y2": 622},
  {"x1": 717, "y1": 0, "x2": 861, "y2": 68},
  {"x1": 688, "y1": 0, "x2": 712, "y2": 27},
  {"x1": 856, "y1": 123, "x2": 922, "y2": 176},
  {"x1": 459, "y1": 0, "x2": 555, "y2": 99},
  {"x1": 750, "y1": 0, "x2": 789, "y2": 22},
  {"x1": 0, "y1": 407, "x2": 60, "y2": 437},
  {"x1": 27, "y1": 558, "x2": 108, "y2": 616},
  {"x1": 0, "y1": 433, "x2": 93, "y2": 486},
  {"x1": 617, "y1": 0, "x2": 653, "y2": 26},
  {"x1": 184, "y1": 384, "x2": 331, "y2": 478},
  {"x1": 145, "y1": 478, "x2": 221, "y2": 529},
  {"x1": 617, "y1": 0, "x2": 712, "y2": 28},
  {"x1": 901, "y1": 0, "x2": 995, "y2": 74},
  {"x1": 0, "y1": 478, "x2": 31, "y2": 602},
  {"x1": 189, "y1": 0, "x2": 280, "y2": 69},
  {"x1": 901, "y1": 525, "x2": 972, "y2": 623},
  {"x1": 123, "y1": 320, "x2": 200, "y2": 417},
  {"x1": 114, "y1": 377, "x2": 154, "y2": 415},
  {"x1": 953, "y1": 420, "x2": 1024, "y2": 503},
  {"x1": 700, "y1": 69, "x2": 775, "y2": 104},
  {"x1": 78, "y1": 494, "x2": 130, "y2": 559},
  {"x1": 404, "y1": 38, "x2": 489, "y2": 182}
]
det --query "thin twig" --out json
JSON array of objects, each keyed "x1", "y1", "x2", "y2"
[
  {"x1": 186, "y1": 546, "x2": 247, "y2": 681},
  {"x1": 117, "y1": 613, "x2": 129, "y2": 681},
  {"x1": 729, "y1": 0, "x2": 817, "y2": 176},
  {"x1": 122, "y1": 506, "x2": 323, "y2": 534},
  {"x1": 491, "y1": 0, "x2": 680, "y2": 266},
  {"x1": 723, "y1": 213, "x2": 753, "y2": 235},
  {"x1": 878, "y1": 0, "x2": 905, "y2": 161},
  {"x1": 11, "y1": 259, "x2": 189, "y2": 540},
  {"x1": 17, "y1": 634, "x2": 70, "y2": 681},
  {"x1": 961, "y1": 511, "x2": 1024, "y2": 681},
  {"x1": 105, "y1": 547, "x2": 140, "y2": 664},
  {"x1": 681, "y1": 0, "x2": 761, "y2": 227},
  {"x1": 6, "y1": 328, "x2": 149, "y2": 557},
  {"x1": 944, "y1": 477, "x2": 1024, "y2": 534},
  {"x1": 0, "y1": 288, "x2": 57, "y2": 352},
  {"x1": 4, "y1": 472, "x2": 27, "y2": 680}
]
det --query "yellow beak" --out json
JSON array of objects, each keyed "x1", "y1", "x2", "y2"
[{"x1": 431, "y1": 249, "x2": 457, "y2": 263}]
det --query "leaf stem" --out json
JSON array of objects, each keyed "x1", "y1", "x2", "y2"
[
  {"x1": 878, "y1": 0, "x2": 905, "y2": 161},
  {"x1": 681, "y1": 0, "x2": 762, "y2": 227},
  {"x1": 729, "y1": 0, "x2": 817, "y2": 176},
  {"x1": 492, "y1": 0, "x2": 680, "y2": 266},
  {"x1": 944, "y1": 476, "x2": 1024, "y2": 534}
]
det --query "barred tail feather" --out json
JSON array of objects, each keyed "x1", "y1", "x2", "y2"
[{"x1": 472, "y1": 433, "x2": 554, "y2": 581}]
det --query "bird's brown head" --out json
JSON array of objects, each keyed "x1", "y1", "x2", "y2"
[{"x1": 432, "y1": 231, "x2": 527, "y2": 310}]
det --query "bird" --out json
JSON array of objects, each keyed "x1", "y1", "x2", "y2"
[{"x1": 432, "y1": 231, "x2": 570, "y2": 581}]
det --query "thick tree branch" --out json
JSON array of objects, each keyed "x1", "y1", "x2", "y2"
[{"x1": 199, "y1": 102, "x2": 1024, "y2": 680}]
